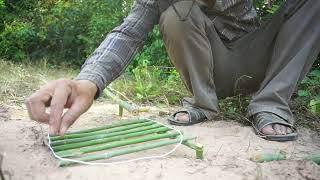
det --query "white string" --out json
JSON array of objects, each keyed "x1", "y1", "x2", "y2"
[{"x1": 47, "y1": 118, "x2": 184, "y2": 166}]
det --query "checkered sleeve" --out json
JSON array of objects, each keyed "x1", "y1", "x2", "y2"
[{"x1": 75, "y1": 0, "x2": 159, "y2": 98}]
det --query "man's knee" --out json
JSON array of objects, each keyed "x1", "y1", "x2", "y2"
[{"x1": 159, "y1": 1, "x2": 205, "y2": 40}]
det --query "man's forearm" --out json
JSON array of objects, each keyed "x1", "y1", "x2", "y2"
[{"x1": 75, "y1": 0, "x2": 159, "y2": 98}]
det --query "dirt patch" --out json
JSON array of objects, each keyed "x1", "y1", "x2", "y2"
[
  {"x1": 0, "y1": 102, "x2": 319, "y2": 180},
  {"x1": 0, "y1": 103, "x2": 8, "y2": 122}
]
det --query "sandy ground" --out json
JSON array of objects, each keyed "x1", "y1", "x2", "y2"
[{"x1": 0, "y1": 102, "x2": 320, "y2": 180}]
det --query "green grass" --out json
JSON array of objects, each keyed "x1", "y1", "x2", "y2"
[
  {"x1": 110, "y1": 64, "x2": 190, "y2": 105},
  {"x1": 0, "y1": 59, "x2": 79, "y2": 104}
]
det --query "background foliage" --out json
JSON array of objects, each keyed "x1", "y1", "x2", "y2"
[
  {"x1": 0, "y1": 0, "x2": 318, "y2": 67},
  {"x1": 0, "y1": 0, "x2": 132, "y2": 64}
]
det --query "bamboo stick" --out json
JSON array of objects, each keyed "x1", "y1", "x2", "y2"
[
  {"x1": 63, "y1": 119, "x2": 147, "y2": 135},
  {"x1": 250, "y1": 153, "x2": 320, "y2": 164},
  {"x1": 104, "y1": 89, "x2": 139, "y2": 115},
  {"x1": 250, "y1": 153, "x2": 286, "y2": 163},
  {"x1": 50, "y1": 124, "x2": 164, "y2": 146},
  {"x1": 119, "y1": 106, "x2": 124, "y2": 116},
  {"x1": 182, "y1": 141, "x2": 204, "y2": 159},
  {"x1": 50, "y1": 121, "x2": 155, "y2": 141},
  {"x1": 53, "y1": 127, "x2": 171, "y2": 151},
  {"x1": 138, "y1": 106, "x2": 151, "y2": 112},
  {"x1": 56, "y1": 132, "x2": 180, "y2": 157},
  {"x1": 59, "y1": 136, "x2": 196, "y2": 167},
  {"x1": 304, "y1": 154, "x2": 320, "y2": 165}
]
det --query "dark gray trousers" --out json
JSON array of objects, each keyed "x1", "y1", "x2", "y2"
[{"x1": 159, "y1": 0, "x2": 320, "y2": 123}]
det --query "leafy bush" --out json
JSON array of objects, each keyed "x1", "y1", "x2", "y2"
[
  {"x1": 0, "y1": 21, "x2": 37, "y2": 60},
  {"x1": 0, "y1": 0, "x2": 4, "y2": 8},
  {"x1": 131, "y1": 26, "x2": 170, "y2": 71},
  {"x1": 297, "y1": 69, "x2": 320, "y2": 116},
  {"x1": 112, "y1": 59, "x2": 188, "y2": 105},
  {"x1": 0, "y1": 0, "x2": 131, "y2": 65}
]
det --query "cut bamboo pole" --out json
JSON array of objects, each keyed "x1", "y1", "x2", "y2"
[
  {"x1": 63, "y1": 119, "x2": 147, "y2": 135},
  {"x1": 304, "y1": 154, "x2": 320, "y2": 165},
  {"x1": 57, "y1": 132, "x2": 180, "y2": 157},
  {"x1": 50, "y1": 121, "x2": 155, "y2": 141},
  {"x1": 182, "y1": 141, "x2": 204, "y2": 159},
  {"x1": 53, "y1": 127, "x2": 171, "y2": 151},
  {"x1": 250, "y1": 153, "x2": 286, "y2": 163},
  {"x1": 250, "y1": 153, "x2": 320, "y2": 164},
  {"x1": 59, "y1": 136, "x2": 196, "y2": 167},
  {"x1": 138, "y1": 106, "x2": 151, "y2": 112},
  {"x1": 51, "y1": 124, "x2": 164, "y2": 146},
  {"x1": 104, "y1": 89, "x2": 139, "y2": 115}
]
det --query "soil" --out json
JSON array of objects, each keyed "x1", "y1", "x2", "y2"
[{"x1": 0, "y1": 102, "x2": 319, "y2": 180}]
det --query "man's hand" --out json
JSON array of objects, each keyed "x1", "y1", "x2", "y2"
[{"x1": 25, "y1": 79, "x2": 97, "y2": 135}]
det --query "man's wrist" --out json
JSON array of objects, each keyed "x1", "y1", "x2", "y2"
[{"x1": 76, "y1": 80, "x2": 98, "y2": 97}]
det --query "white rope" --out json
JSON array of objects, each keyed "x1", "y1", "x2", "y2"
[{"x1": 47, "y1": 118, "x2": 184, "y2": 166}]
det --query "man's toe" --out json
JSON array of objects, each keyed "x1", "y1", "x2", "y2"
[
  {"x1": 286, "y1": 126, "x2": 293, "y2": 134},
  {"x1": 279, "y1": 125, "x2": 287, "y2": 135},
  {"x1": 261, "y1": 125, "x2": 276, "y2": 135},
  {"x1": 273, "y1": 124, "x2": 283, "y2": 135},
  {"x1": 174, "y1": 113, "x2": 189, "y2": 122}
]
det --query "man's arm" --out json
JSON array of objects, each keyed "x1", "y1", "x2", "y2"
[
  {"x1": 76, "y1": 0, "x2": 159, "y2": 97},
  {"x1": 25, "y1": 0, "x2": 159, "y2": 135}
]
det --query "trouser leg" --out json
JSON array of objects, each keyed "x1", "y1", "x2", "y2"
[
  {"x1": 159, "y1": 1, "x2": 225, "y2": 120},
  {"x1": 247, "y1": 0, "x2": 320, "y2": 123}
]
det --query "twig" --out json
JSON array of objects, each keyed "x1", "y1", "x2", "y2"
[
  {"x1": 107, "y1": 87, "x2": 132, "y2": 103},
  {"x1": 233, "y1": 75, "x2": 253, "y2": 95},
  {"x1": 246, "y1": 138, "x2": 251, "y2": 152},
  {"x1": 215, "y1": 144, "x2": 223, "y2": 158},
  {"x1": 255, "y1": 164, "x2": 263, "y2": 180},
  {"x1": 0, "y1": 153, "x2": 5, "y2": 180}
]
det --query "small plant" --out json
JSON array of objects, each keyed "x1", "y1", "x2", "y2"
[
  {"x1": 297, "y1": 69, "x2": 320, "y2": 116},
  {"x1": 111, "y1": 60, "x2": 189, "y2": 105}
]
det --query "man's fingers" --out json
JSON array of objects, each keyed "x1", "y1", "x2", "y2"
[
  {"x1": 26, "y1": 79, "x2": 97, "y2": 135},
  {"x1": 25, "y1": 92, "x2": 51, "y2": 123},
  {"x1": 49, "y1": 83, "x2": 71, "y2": 135},
  {"x1": 59, "y1": 98, "x2": 92, "y2": 135}
]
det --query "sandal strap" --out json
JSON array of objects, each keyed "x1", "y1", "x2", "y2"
[
  {"x1": 254, "y1": 112, "x2": 295, "y2": 132},
  {"x1": 170, "y1": 108, "x2": 207, "y2": 125}
]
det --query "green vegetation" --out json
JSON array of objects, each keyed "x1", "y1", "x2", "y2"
[
  {"x1": 0, "y1": 0, "x2": 132, "y2": 64},
  {"x1": 0, "y1": 59, "x2": 78, "y2": 103}
]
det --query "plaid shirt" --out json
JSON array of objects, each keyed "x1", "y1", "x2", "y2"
[{"x1": 76, "y1": 0, "x2": 260, "y2": 97}]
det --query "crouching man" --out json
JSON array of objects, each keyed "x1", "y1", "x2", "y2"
[{"x1": 26, "y1": 0, "x2": 320, "y2": 141}]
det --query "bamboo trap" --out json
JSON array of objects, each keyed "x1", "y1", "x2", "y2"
[
  {"x1": 104, "y1": 89, "x2": 150, "y2": 116},
  {"x1": 48, "y1": 119, "x2": 204, "y2": 167}
]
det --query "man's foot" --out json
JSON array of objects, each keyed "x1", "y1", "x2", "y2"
[
  {"x1": 252, "y1": 112, "x2": 297, "y2": 141},
  {"x1": 168, "y1": 108, "x2": 207, "y2": 126}
]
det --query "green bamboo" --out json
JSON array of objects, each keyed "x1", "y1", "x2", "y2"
[
  {"x1": 63, "y1": 119, "x2": 147, "y2": 135},
  {"x1": 53, "y1": 127, "x2": 171, "y2": 151},
  {"x1": 57, "y1": 132, "x2": 180, "y2": 157},
  {"x1": 182, "y1": 141, "x2": 204, "y2": 159},
  {"x1": 250, "y1": 153, "x2": 286, "y2": 163},
  {"x1": 119, "y1": 106, "x2": 124, "y2": 116},
  {"x1": 104, "y1": 89, "x2": 139, "y2": 115},
  {"x1": 50, "y1": 121, "x2": 155, "y2": 141},
  {"x1": 51, "y1": 124, "x2": 164, "y2": 146},
  {"x1": 304, "y1": 154, "x2": 320, "y2": 165},
  {"x1": 59, "y1": 136, "x2": 196, "y2": 167}
]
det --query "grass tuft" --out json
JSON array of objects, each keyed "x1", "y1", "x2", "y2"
[{"x1": 0, "y1": 59, "x2": 78, "y2": 104}]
